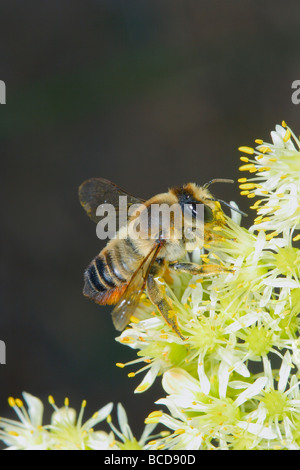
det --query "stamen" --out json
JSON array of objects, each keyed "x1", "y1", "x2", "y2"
[
  {"x1": 283, "y1": 129, "x2": 291, "y2": 142},
  {"x1": 77, "y1": 400, "x2": 87, "y2": 429},
  {"x1": 136, "y1": 383, "x2": 150, "y2": 393},
  {"x1": 238, "y1": 146, "x2": 255, "y2": 155},
  {"x1": 239, "y1": 164, "x2": 257, "y2": 172},
  {"x1": 8, "y1": 397, "x2": 16, "y2": 408},
  {"x1": 239, "y1": 183, "x2": 258, "y2": 190},
  {"x1": 116, "y1": 362, "x2": 125, "y2": 368}
]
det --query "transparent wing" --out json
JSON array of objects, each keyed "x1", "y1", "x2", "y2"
[
  {"x1": 111, "y1": 242, "x2": 163, "y2": 331},
  {"x1": 78, "y1": 177, "x2": 145, "y2": 225}
]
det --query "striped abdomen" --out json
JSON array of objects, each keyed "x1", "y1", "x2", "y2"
[{"x1": 83, "y1": 238, "x2": 141, "y2": 305}]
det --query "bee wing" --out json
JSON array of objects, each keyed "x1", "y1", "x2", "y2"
[
  {"x1": 79, "y1": 177, "x2": 145, "y2": 225},
  {"x1": 111, "y1": 242, "x2": 163, "y2": 331}
]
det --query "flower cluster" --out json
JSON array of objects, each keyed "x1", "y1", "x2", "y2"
[
  {"x1": 0, "y1": 393, "x2": 162, "y2": 450},
  {"x1": 115, "y1": 123, "x2": 300, "y2": 450},
  {"x1": 1, "y1": 122, "x2": 300, "y2": 450}
]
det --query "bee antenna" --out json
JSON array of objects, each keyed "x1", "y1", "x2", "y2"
[
  {"x1": 203, "y1": 178, "x2": 234, "y2": 189},
  {"x1": 216, "y1": 199, "x2": 248, "y2": 217}
]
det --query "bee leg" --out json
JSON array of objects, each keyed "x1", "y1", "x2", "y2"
[
  {"x1": 146, "y1": 274, "x2": 186, "y2": 340},
  {"x1": 169, "y1": 262, "x2": 231, "y2": 276}
]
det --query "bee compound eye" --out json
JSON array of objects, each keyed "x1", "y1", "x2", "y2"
[{"x1": 203, "y1": 205, "x2": 213, "y2": 222}]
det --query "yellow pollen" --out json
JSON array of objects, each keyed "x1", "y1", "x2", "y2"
[
  {"x1": 15, "y1": 399, "x2": 23, "y2": 408},
  {"x1": 160, "y1": 334, "x2": 169, "y2": 339},
  {"x1": 282, "y1": 120, "x2": 287, "y2": 127},
  {"x1": 239, "y1": 163, "x2": 256, "y2": 172},
  {"x1": 268, "y1": 158, "x2": 277, "y2": 162},
  {"x1": 293, "y1": 234, "x2": 300, "y2": 242},
  {"x1": 239, "y1": 183, "x2": 257, "y2": 190},
  {"x1": 156, "y1": 444, "x2": 165, "y2": 450},
  {"x1": 240, "y1": 156, "x2": 249, "y2": 162},
  {"x1": 265, "y1": 231, "x2": 278, "y2": 240},
  {"x1": 136, "y1": 383, "x2": 149, "y2": 393},
  {"x1": 258, "y1": 146, "x2": 272, "y2": 153},
  {"x1": 120, "y1": 336, "x2": 134, "y2": 344},
  {"x1": 258, "y1": 166, "x2": 271, "y2": 172},
  {"x1": 250, "y1": 200, "x2": 263, "y2": 210},
  {"x1": 255, "y1": 139, "x2": 263, "y2": 144},
  {"x1": 81, "y1": 400, "x2": 87, "y2": 408},
  {"x1": 116, "y1": 362, "x2": 125, "y2": 368},
  {"x1": 8, "y1": 397, "x2": 16, "y2": 407},
  {"x1": 128, "y1": 372, "x2": 136, "y2": 377},
  {"x1": 189, "y1": 284, "x2": 197, "y2": 289},
  {"x1": 283, "y1": 129, "x2": 291, "y2": 142},
  {"x1": 280, "y1": 174, "x2": 287, "y2": 179},
  {"x1": 129, "y1": 315, "x2": 139, "y2": 324},
  {"x1": 238, "y1": 146, "x2": 255, "y2": 154},
  {"x1": 148, "y1": 440, "x2": 157, "y2": 446},
  {"x1": 247, "y1": 193, "x2": 256, "y2": 198},
  {"x1": 106, "y1": 414, "x2": 112, "y2": 424},
  {"x1": 8, "y1": 431, "x2": 19, "y2": 436},
  {"x1": 238, "y1": 177, "x2": 248, "y2": 183},
  {"x1": 174, "y1": 428, "x2": 186, "y2": 435},
  {"x1": 255, "y1": 155, "x2": 264, "y2": 160},
  {"x1": 64, "y1": 397, "x2": 69, "y2": 407},
  {"x1": 148, "y1": 410, "x2": 163, "y2": 418},
  {"x1": 48, "y1": 395, "x2": 55, "y2": 405}
]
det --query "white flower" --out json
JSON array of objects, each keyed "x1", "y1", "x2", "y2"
[
  {"x1": 146, "y1": 368, "x2": 271, "y2": 450},
  {"x1": 107, "y1": 402, "x2": 161, "y2": 450},
  {"x1": 238, "y1": 122, "x2": 300, "y2": 235},
  {"x1": 48, "y1": 396, "x2": 114, "y2": 450},
  {"x1": 0, "y1": 393, "x2": 114, "y2": 450},
  {"x1": 0, "y1": 393, "x2": 50, "y2": 450}
]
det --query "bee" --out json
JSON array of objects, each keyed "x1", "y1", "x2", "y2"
[{"x1": 79, "y1": 178, "x2": 245, "y2": 339}]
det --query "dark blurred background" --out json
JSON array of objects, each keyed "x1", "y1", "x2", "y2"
[{"x1": 0, "y1": 0, "x2": 300, "y2": 438}]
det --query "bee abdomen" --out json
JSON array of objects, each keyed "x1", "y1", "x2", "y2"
[{"x1": 83, "y1": 250, "x2": 128, "y2": 305}]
